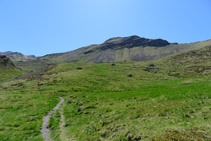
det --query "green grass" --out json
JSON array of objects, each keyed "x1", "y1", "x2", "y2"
[
  {"x1": 0, "y1": 61, "x2": 211, "y2": 140},
  {"x1": 0, "y1": 68, "x2": 22, "y2": 82},
  {"x1": 61, "y1": 79, "x2": 211, "y2": 140},
  {"x1": 48, "y1": 63, "x2": 211, "y2": 140},
  {"x1": 49, "y1": 111, "x2": 61, "y2": 140},
  {"x1": 0, "y1": 78, "x2": 60, "y2": 140}
]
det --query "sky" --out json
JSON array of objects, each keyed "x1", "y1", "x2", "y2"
[{"x1": 0, "y1": 0, "x2": 211, "y2": 56}]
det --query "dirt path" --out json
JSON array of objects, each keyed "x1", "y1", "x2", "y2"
[{"x1": 41, "y1": 97, "x2": 64, "y2": 141}]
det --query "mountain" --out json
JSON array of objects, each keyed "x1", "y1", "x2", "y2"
[
  {"x1": 42, "y1": 35, "x2": 211, "y2": 63},
  {"x1": 1, "y1": 37, "x2": 211, "y2": 140},
  {"x1": 42, "y1": 36, "x2": 176, "y2": 63},
  {"x1": 16, "y1": 36, "x2": 211, "y2": 71},
  {"x1": 0, "y1": 51, "x2": 36, "y2": 62}
]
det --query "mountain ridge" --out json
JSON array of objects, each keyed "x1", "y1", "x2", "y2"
[
  {"x1": 44, "y1": 36, "x2": 211, "y2": 62},
  {"x1": 15, "y1": 36, "x2": 211, "y2": 71},
  {"x1": 0, "y1": 51, "x2": 36, "y2": 62}
]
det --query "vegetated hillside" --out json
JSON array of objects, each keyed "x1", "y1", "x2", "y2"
[
  {"x1": 16, "y1": 36, "x2": 211, "y2": 72},
  {"x1": 0, "y1": 55, "x2": 22, "y2": 81},
  {"x1": 0, "y1": 51, "x2": 36, "y2": 63},
  {"x1": 151, "y1": 45, "x2": 211, "y2": 77},
  {"x1": 165, "y1": 45, "x2": 211, "y2": 66},
  {"x1": 0, "y1": 49, "x2": 211, "y2": 140}
]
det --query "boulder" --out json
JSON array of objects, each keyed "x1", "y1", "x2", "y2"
[{"x1": 128, "y1": 74, "x2": 133, "y2": 77}]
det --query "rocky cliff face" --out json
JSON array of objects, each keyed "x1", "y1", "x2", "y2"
[
  {"x1": 103, "y1": 36, "x2": 171, "y2": 48},
  {"x1": 84, "y1": 36, "x2": 171, "y2": 54},
  {"x1": 0, "y1": 55, "x2": 15, "y2": 68}
]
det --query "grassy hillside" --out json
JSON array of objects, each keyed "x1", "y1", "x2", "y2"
[
  {"x1": 0, "y1": 68, "x2": 22, "y2": 82},
  {"x1": 163, "y1": 45, "x2": 211, "y2": 67},
  {"x1": 0, "y1": 55, "x2": 211, "y2": 140},
  {"x1": 0, "y1": 55, "x2": 22, "y2": 82},
  {"x1": 48, "y1": 63, "x2": 211, "y2": 141},
  {"x1": 151, "y1": 45, "x2": 211, "y2": 78}
]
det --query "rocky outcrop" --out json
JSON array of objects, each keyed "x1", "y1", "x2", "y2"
[
  {"x1": 84, "y1": 36, "x2": 171, "y2": 54},
  {"x1": 0, "y1": 55, "x2": 15, "y2": 68},
  {"x1": 0, "y1": 51, "x2": 36, "y2": 62},
  {"x1": 103, "y1": 36, "x2": 170, "y2": 48}
]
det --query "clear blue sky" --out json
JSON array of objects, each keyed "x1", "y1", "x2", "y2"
[{"x1": 0, "y1": 0, "x2": 211, "y2": 56}]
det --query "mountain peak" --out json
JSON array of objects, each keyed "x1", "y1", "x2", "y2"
[{"x1": 99, "y1": 35, "x2": 171, "y2": 51}]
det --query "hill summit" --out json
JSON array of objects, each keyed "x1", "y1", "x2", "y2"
[
  {"x1": 84, "y1": 36, "x2": 172, "y2": 54},
  {"x1": 100, "y1": 36, "x2": 171, "y2": 50}
]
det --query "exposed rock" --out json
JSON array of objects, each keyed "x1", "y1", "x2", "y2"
[
  {"x1": 204, "y1": 117, "x2": 208, "y2": 120},
  {"x1": 101, "y1": 130, "x2": 109, "y2": 138},
  {"x1": 185, "y1": 114, "x2": 192, "y2": 118},
  {"x1": 134, "y1": 136, "x2": 142, "y2": 140},
  {"x1": 77, "y1": 67, "x2": 83, "y2": 70},
  {"x1": 76, "y1": 102, "x2": 83, "y2": 106},
  {"x1": 11, "y1": 82, "x2": 24, "y2": 87},
  {"x1": 83, "y1": 36, "x2": 171, "y2": 57},
  {"x1": 144, "y1": 64, "x2": 160, "y2": 73},
  {"x1": 149, "y1": 64, "x2": 155, "y2": 67},
  {"x1": 67, "y1": 100, "x2": 73, "y2": 104},
  {"x1": 57, "y1": 90, "x2": 68, "y2": 92},
  {"x1": 111, "y1": 63, "x2": 116, "y2": 66},
  {"x1": 77, "y1": 108, "x2": 81, "y2": 112},
  {"x1": 128, "y1": 74, "x2": 133, "y2": 77},
  {"x1": 101, "y1": 121, "x2": 112, "y2": 127},
  {"x1": 100, "y1": 36, "x2": 170, "y2": 51},
  {"x1": 0, "y1": 55, "x2": 15, "y2": 68},
  {"x1": 84, "y1": 105, "x2": 96, "y2": 110},
  {"x1": 125, "y1": 132, "x2": 135, "y2": 140}
]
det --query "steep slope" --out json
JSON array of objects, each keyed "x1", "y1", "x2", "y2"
[
  {"x1": 0, "y1": 55, "x2": 15, "y2": 68},
  {"x1": 0, "y1": 51, "x2": 36, "y2": 62},
  {"x1": 0, "y1": 55, "x2": 22, "y2": 81}
]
